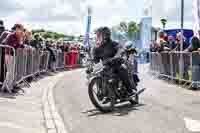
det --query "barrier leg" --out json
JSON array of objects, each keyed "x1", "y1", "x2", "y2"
[
  {"x1": 2, "y1": 55, "x2": 14, "y2": 93},
  {"x1": 23, "y1": 79, "x2": 31, "y2": 88}
]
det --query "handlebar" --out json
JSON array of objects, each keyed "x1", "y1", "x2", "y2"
[{"x1": 102, "y1": 57, "x2": 124, "y2": 66}]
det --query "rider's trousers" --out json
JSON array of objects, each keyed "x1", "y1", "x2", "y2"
[{"x1": 114, "y1": 65, "x2": 137, "y2": 92}]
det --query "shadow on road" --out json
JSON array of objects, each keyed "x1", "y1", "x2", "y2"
[
  {"x1": 0, "y1": 92, "x2": 16, "y2": 99},
  {"x1": 82, "y1": 103, "x2": 145, "y2": 117}
]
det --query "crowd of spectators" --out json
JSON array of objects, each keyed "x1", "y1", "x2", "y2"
[
  {"x1": 150, "y1": 30, "x2": 200, "y2": 53},
  {"x1": 0, "y1": 21, "x2": 85, "y2": 51},
  {"x1": 0, "y1": 20, "x2": 86, "y2": 92},
  {"x1": 0, "y1": 20, "x2": 86, "y2": 69},
  {"x1": 150, "y1": 30, "x2": 200, "y2": 89}
]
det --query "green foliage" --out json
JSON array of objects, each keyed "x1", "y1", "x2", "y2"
[
  {"x1": 119, "y1": 22, "x2": 128, "y2": 32},
  {"x1": 31, "y1": 29, "x2": 68, "y2": 40},
  {"x1": 112, "y1": 20, "x2": 140, "y2": 41},
  {"x1": 160, "y1": 18, "x2": 167, "y2": 29}
]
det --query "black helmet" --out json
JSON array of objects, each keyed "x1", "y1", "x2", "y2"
[{"x1": 96, "y1": 26, "x2": 111, "y2": 42}]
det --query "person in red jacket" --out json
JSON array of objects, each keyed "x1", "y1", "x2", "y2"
[
  {"x1": 5, "y1": 24, "x2": 24, "y2": 53},
  {"x1": 2, "y1": 23, "x2": 24, "y2": 93}
]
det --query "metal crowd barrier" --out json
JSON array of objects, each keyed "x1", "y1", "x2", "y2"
[
  {"x1": 0, "y1": 45, "x2": 50, "y2": 92},
  {"x1": 55, "y1": 50, "x2": 65, "y2": 69},
  {"x1": 48, "y1": 50, "x2": 84, "y2": 71},
  {"x1": 149, "y1": 51, "x2": 200, "y2": 88},
  {"x1": 15, "y1": 48, "x2": 50, "y2": 85},
  {"x1": 0, "y1": 45, "x2": 15, "y2": 92},
  {"x1": 40, "y1": 51, "x2": 49, "y2": 72},
  {"x1": 0, "y1": 45, "x2": 85, "y2": 92}
]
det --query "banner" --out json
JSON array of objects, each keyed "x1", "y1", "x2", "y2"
[
  {"x1": 140, "y1": 17, "x2": 152, "y2": 50},
  {"x1": 193, "y1": 0, "x2": 200, "y2": 37},
  {"x1": 84, "y1": 8, "x2": 92, "y2": 47}
]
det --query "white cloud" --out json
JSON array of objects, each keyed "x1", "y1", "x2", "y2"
[{"x1": 1, "y1": 0, "x2": 144, "y2": 35}]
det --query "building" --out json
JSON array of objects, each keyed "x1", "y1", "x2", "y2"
[{"x1": 138, "y1": 0, "x2": 153, "y2": 50}]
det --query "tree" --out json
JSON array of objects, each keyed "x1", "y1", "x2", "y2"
[
  {"x1": 32, "y1": 29, "x2": 66, "y2": 40},
  {"x1": 113, "y1": 21, "x2": 140, "y2": 41},
  {"x1": 127, "y1": 21, "x2": 139, "y2": 40},
  {"x1": 160, "y1": 18, "x2": 167, "y2": 29},
  {"x1": 119, "y1": 22, "x2": 128, "y2": 33},
  {"x1": 43, "y1": 32, "x2": 53, "y2": 39}
]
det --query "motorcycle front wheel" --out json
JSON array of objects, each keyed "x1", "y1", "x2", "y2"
[{"x1": 88, "y1": 77, "x2": 115, "y2": 113}]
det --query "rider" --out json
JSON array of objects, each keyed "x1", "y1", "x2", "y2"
[{"x1": 93, "y1": 27, "x2": 137, "y2": 97}]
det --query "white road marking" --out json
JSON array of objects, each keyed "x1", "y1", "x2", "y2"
[{"x1": 184, "y1": 117, "x2": 200, "y2": 132}]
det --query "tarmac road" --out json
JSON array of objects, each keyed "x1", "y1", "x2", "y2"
[{"x1": 53, "y1": 69, "x2": 200, "y2": 133}]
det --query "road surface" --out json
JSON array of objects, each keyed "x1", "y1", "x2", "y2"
[{"x1": 53, "y1": 68, "x2": 200, "y2": 133}]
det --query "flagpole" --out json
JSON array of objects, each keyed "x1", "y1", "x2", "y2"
[
  {"x1": 84, "y1": 6, "x2": 92, "y2": 58},
  {"x1": 180, "y1": 0, "x2": 184, "y2": 80}
]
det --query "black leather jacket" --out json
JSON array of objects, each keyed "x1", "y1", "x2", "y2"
[{"x1": 93, "y1": 40, "x2": 120, "y2": 63}]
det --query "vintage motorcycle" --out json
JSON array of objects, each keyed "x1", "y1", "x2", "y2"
[{"x1": 86, "y1": 56, "x2": 145, "y2": 112}]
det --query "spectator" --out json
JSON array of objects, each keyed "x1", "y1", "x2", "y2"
[
  {"x1": 187, "y1": 37, "x2": 200, "y2": 89},
  {"x1": 174, "y1": 32, "x2": 189, "y2": 51},
  {"x1": 167, "y1": 35, "x2": 179, "y2": 78},
  {"x1": 0, "y1": 20, "x2": 5, "y2": 36},
  {"x1": 64, "y1": 43, "x2": 71, "y2": 53},
  {"x1": 0, "y1": 20, "x2": 6, "y2": 86},
  {"x1": 157, "y1": 31, "x2": 168, "y2": 48},
  {"x1": 174, "y1": 32, "x2": 190, "y2": 80},
  {"x1": 167, "y1": 35, "x2": 176, "y2": 50},
  {"x1": 24, "y1": 30, "x2": 33, "y2": 48},
  {"x1": 2, "y1": 23, "x2": 24, "y2": 93},
  {"x1": 198, "y1": 30, "x2": 200, "y2": 39},
  {"x1": 0, "y1": 20, "x2": 10, "y2": 44},
  {"x1": 150, "y1": 41, "x2": 162, "y2": 52},
  {"x1": 5, "y1": 24, "x2": 24, "y2": 54},
  {"x1": 155, "y1": 31, "x2": 169, "y2": 52},
  {"x1": 187, "y1": 37, "x2": 200, "y2": 52},
  {"x1": 46, "y1": 41, "x2": 56, "y2": 72},
  {"x1": 164, "y1": 32, "x2": 168, "y2": 42},
  {"x1": 59, "y1": 42, "x2": 65, "y2": 52},
  {"x1": 30, "y1": 34, "x2": 43, "y2": 49}
]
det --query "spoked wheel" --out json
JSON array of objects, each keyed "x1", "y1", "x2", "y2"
[{"x1": 88, "y1": 77, "x2": 115, "y2": 113}]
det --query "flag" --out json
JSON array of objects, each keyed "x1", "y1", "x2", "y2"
[{"x1": 193, "y1": 0, "x2": 200, "y2": 38}]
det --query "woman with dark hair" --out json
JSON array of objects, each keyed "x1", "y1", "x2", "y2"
[
  {"x1": 188, "y1": 37, "x2": 200, "y2": 89},
  {"x1": 188, "y1": 37, "x2": 200, "y2": 52}
]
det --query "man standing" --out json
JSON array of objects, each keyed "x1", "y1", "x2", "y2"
[
  {"x1": 175, "y1": 32, "x2": 190, "y2": 81},
  {"x1": 30, "y1": 34, "x2": 43, "y2": 49},
  {"x1": 167, "y1": 35, "x2": 176, "y2": 50}
]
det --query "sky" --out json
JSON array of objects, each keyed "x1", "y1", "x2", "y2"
[
  {"x1": 0, "y1": 0, "x2": 194, "y2": 35},
  {"x1": 0, "y1": 0, "x2": 145, "y2": 35},
  {"x1": 152, "y1": 0, "x2": 193, "y2": 29}
]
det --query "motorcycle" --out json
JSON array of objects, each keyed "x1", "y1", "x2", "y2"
[{"x1": 86, "y1": 57, "x2": 145, "y2": 113}]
